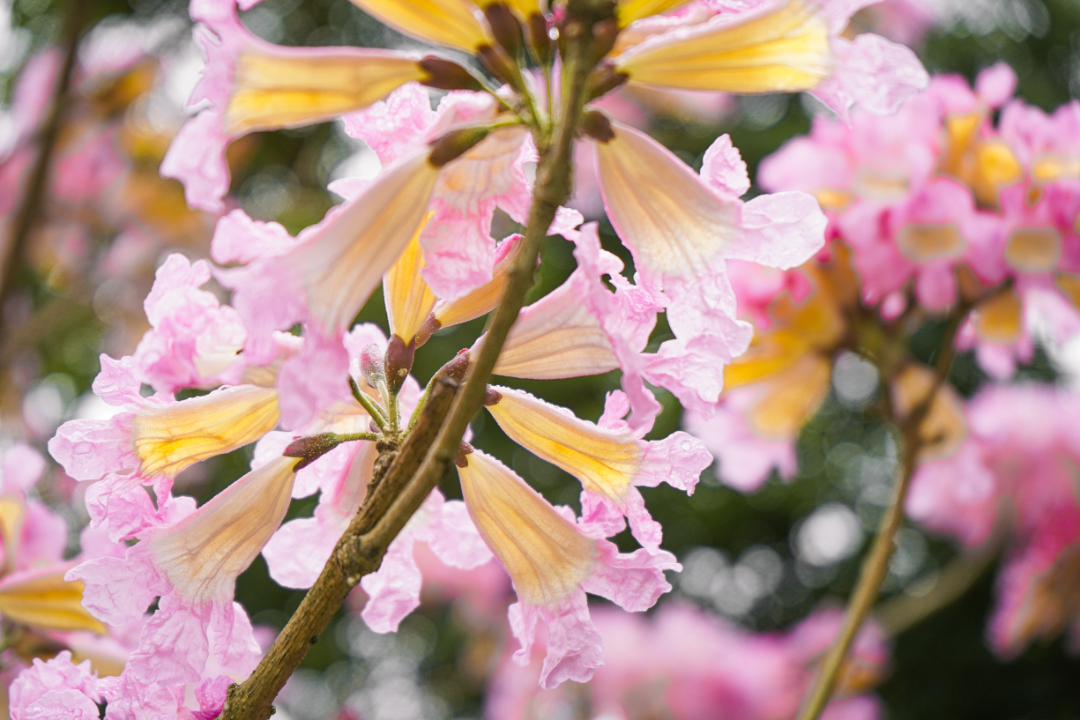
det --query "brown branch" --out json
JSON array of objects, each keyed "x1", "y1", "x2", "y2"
[
  {"x1": 0, "y1": 0, "x2": 89, "y2": 327},
  {"x1": 220, "y1": 4, "x2": 610, "y2": 718},
  {"x1": 794, "y1": 304, "x2": 971, "y2": 720}
]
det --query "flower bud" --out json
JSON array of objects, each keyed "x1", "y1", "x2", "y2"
[
  {"x1": 587, "y1": 63, "x2": 629, "y2": 102},
  {"x1": 484, "y1": 3, "x2": 523, "y2": 58},
  {"x1": 476, "y1": 45, "x2": 516, "y2": 86},
  {"x1": 428, "y1": 125, "x2": 492, "y2": 167},
  {"x1": 525, "y1": 13, "x2": 552, "y2": 65},
  {"x1": 359, "y1": 344, "x2": 386, "y2": 386},
  {"x1": 385, "y1": 334, "x2": 416, "y2": 396},
  {"x1": 590, "y1": 17, "x2": 620, "y2": 63},
  {"x1": 437, "y1": 349, "x2": 471, "y2": 384},
  {"x1": 420, "y1": 56, "x2": 485, "y2": 92},
  {"x1": 284, "y1": 433, "x2": 341, "y2": 470},
  {"x1": 580, "y1": 109, "x2": 614, "y2": 143},
  {"x1": 454, "y1": 441, "x2": 475, "y2": 468},
  {"x1": 414, "y1": 313, "x2": 442, "y2": 348}
]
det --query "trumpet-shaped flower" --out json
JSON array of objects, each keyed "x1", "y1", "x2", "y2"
[
  {"x1": 485, "y1": 386, "x2": 710, "y2": 551},
  {"x1": 345, "y1": 85, "x2": 582, "y2": 300},
  {"x1": 457, "y1": 450, "x2": 679, "y2": 688},
  {"x1": 613, "y1": 0, "x2": 927, "y2": 120},
  {"x1": 67, "y1": 456, "x2": 296, "y2": 683},
  {"x1": 162, "y1": 0, "x2": 424, "y2": 212}
]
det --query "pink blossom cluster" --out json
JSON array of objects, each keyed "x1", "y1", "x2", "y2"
[
  {"x1": 761, "y1": 62, "x2": 1080, "y2": 379},
  {"x1": 0, "y1": 444, "x2": 147, "y2": 719},
  {"x1": 489, "y1": 602, "x2": 889, "y2": 720},
  {"x1": 16, "y1": 0, "x2": 941, "y2": 710},
  {"x1": 691, "y1": 62, "x2": 1080, "y2": 492},
  {"x1": 907, "y1": 383, "x2": 1080, "y2": 657}
]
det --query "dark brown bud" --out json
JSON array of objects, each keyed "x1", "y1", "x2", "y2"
[
  {"x1": 454, "y1": 441, "x2": 475, "y2": 468},
  {"x1": 484, "y1": 3, "x2": 522, "y2": 58},
  {"x1": 284, "y1": 433, "x2": 341, "y2": 470},
  {"x1": 414, "y1": 313, "x2": 442, "y2": 348},
  {"x1": 436, "y1": 349, "x2": 471, "y2": 384},
  {"x1": 420, "y1": 56, "x2": 484, "y2": 92},
  {"x1": 476, "y1": 44, "x2": 516, "y2": 86},
  {"x1": 385, "y1": 334, "x2": 415, "y2": 396},
  {"x1": 587, "y1": 63, "x2": 629, "y2": 102},
  {"x1": 580, "y1": 109, "x2": 615, "y2": 143},
  {"x1": 525, "y1": 12, "x2": 552, "y2": 65},
  {"x1": 429, "y1": 125, "x2": 492, "y2": 167},
  {"x1": 590, "y1": 17, "x2": 620, "y2": 63},
  {"x1": 483, "y1": 387, "x2": 502, "y2": 406}
]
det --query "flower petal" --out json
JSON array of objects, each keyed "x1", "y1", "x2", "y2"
[
  {"x1": 593, "y1": 122, "x2": 738, "y2": 282},
  {"x1": 615, "y1": 0, "x2": 832, "y2": 94},
  {"x1": 349, "y1": 0, "x2": 490, "y2": 51}
]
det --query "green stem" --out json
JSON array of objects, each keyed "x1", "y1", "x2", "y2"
[
  {"x1": 795, "y1": 306, "x2": 970, "y2": 720},
  {"x1": 349, "y1": 377, "x2": 389, "y2": 431}
]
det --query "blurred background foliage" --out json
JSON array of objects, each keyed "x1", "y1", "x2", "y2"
[{"x1": 3, "y1": 0, "x2": 1080, "y2": 718}]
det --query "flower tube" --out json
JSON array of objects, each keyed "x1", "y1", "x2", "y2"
[
  {"x1": 457, "y1": 450, "x2": 679, "y2": 688},
  {"x1": 485, "y1": 386, "x2": 710, "y2": 550},
  {"x1": 68, "y1": 456, "x2": 298, "y2": 684}
]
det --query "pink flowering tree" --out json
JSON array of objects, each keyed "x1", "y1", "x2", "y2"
[{"x1": 3, "y1": 0, "x2": 1080, "y2": 717}]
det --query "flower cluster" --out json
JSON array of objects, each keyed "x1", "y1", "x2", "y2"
[
  {"x1": 907, "y1": 384, "x2": 1080, "y2": 657},
  {"x1": 686, "y1": 59, "x2": 1080, "y2": 667},
  {"x1": 8, "y1": 0, "x2": 949, "y2": 713}
]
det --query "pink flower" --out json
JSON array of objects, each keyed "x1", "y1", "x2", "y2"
[
  {"x1": 67, "y1": 456, "x2": 296, "y2": 683},
  {"x1": 684, "y1": 386, "x2": 799, "y2": 492},
  {"x1": 907, "y1": 384, "x2": 1080, "y2": 656},
  {"x1": 9, "y1": 651, "x2": 100, "y2": 720},
  {"x1": 132, "y1": 253, "x2": 249, "y2": 392},
  {"x1": 485, "y1": 386, "x2": 710, "y2": 552},
  {"x1": 162, "y1": 0, "x2": 423, "y2": 212},
  {"x1": 488, "y1": 601, "x2": 888, "y2": 720},
  {"x1": 457, "y1": 450, "x2": 679, "y2": 688}
]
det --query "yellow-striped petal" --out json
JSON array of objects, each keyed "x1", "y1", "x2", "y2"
[
  {"x1": 458, "y1": 450, "x2": 595, "y2": 605},
  {"x1": 349, "y1": 0, "x2": 490, "y2": 51},
  {"x1": 226, "y1": 50, "x2": 425, "y2": 136},
  {"x1": 472, "y1": 0, "x2": 540, "y2": 19},
  {"x1": 615, "y1": 0, "x2": 832, "y2": 93},
  {"x1": 434, "y1": 234, "x2": 525, "y2": 328},
  {"x1": 384, "y1": 212, "x2": 437, "y2": 344},
  {"x1": 132, "y1": 385, "x2": 279, "y2": 478},
  {"x1": 593, "y1": 122, "x2": 738, "y2": 279},
  {"x1": 616, "y1": 0, "x2": 694, "y2": 27},
  {"x1": 487, "y1": 387, "x2": 642, "y2": 504},
  {"x1": 151, "y1": 457, "x2": 297, "y2": 604},
  {"x1": 0, "y1": 573, "x2": 107, "y2": 634},
  {"x1": 293, "y1": 151, "x2": 441, "y2": 333},
  {"x1": 487, "y1": 278, "x2": 618, "y2": 379}
]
